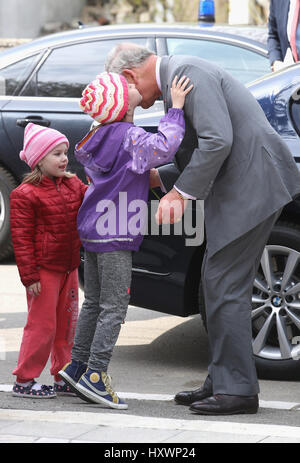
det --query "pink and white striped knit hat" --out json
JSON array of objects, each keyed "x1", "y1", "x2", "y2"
[
  {"x1": 19, "y1": 123, "x2": 69, "y2": 170},
  {"x1": 79, "y1": 72, "x2": 129, "y2": 124}
]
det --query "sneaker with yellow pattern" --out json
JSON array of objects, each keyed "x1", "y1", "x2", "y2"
[{"x1": 76, "y1": 368, "x2": 128, "y2": 409}]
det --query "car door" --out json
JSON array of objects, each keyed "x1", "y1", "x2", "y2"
[
  {"x1": 248, "y1": 65, "x2": 300, "y2": 166},
  {"x1": 1, "y1": 96, "x2": 90, "y2": 181}
]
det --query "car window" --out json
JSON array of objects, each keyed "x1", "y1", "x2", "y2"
[
  {"x1": 23, "y1": 38, "x2": 148, "y2": 98},
  {"x1": 0, "y1": 54, "x2": 41, "y2": 96},
  {"x1": 166, "y1": 38, "x2": 269, "y2": 84}
]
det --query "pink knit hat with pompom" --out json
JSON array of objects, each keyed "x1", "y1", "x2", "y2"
[
  {"x1": 79, "y1": 72, "x2": 129, "y2": 124},
  {"x1": 19, "y1": 123, "x2": 69, "y2": 170}
]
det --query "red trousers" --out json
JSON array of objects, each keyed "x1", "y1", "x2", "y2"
[{"x1": 13, "y1": 268, "x2": 79, "y2": 382}]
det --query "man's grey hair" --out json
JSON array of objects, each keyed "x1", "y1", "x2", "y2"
[{"x1": 105, "y1": 43, "x2": 154, "y2": 73}]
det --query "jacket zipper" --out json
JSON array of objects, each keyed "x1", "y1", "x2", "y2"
[{"x1": 56, "y1": 181, "x2": 72, "y2": 272}]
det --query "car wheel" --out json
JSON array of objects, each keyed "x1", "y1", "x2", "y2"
[
  {"x1": 198, "y1": 221, "x2": 300, "y2": 380},
  {"x1": 252, "y1": 221, "x2": 300, "y2": 380},
  {"x1": 0, "y1": 167, "x2": 18, "y2": 261}
]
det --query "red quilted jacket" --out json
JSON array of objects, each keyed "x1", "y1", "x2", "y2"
[{"x1": 10, "y1": 175, "x2": 87, "y2": 287}]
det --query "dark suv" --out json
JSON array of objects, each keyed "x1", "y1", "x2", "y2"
[{"x1": 0, "y1": 24, "x2": 300, "y2": 380}]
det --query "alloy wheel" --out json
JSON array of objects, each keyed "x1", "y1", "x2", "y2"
[{"x1": 252, "y1": 245, "x2": 300, "y2": 361}]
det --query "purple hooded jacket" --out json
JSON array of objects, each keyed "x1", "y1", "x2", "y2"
[{"x1": 75, "y1": 108, "x2": 185, "y2": 253}]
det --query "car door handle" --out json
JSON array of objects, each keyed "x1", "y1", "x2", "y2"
[{"x1": 16, "y1": 116, "x2": 51, "y2": 128}]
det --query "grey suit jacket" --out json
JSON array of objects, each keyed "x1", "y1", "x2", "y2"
[{"x1": 159, "y1": 55, "x2": 300, "y2": 257}]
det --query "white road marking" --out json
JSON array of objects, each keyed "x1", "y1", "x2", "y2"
[{"x1": 0, "y1": 384, "x2": 299, "y2": 410}]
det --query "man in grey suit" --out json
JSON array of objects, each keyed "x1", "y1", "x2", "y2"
[{"x1": 106, "y1": 44, "x2": 300, "y2": 415}]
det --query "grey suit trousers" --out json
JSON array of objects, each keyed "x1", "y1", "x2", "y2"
[{"x1": 201, "y1": 210, "x2": 282, "y2": 396}]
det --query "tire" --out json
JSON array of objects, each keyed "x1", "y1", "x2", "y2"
[
  {"x1": 0, "y1": 166, "x2": 18, "y2": 261},
  {"x1": 198, "y1": 221, "x2": 300, "y2": 380},
  {"x1": 253, "y1": 221, "x2": 300, "y2": 380}
]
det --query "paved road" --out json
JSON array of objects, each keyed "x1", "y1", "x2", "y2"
[{"x1": 1, "y1": 261, "x2": 300, "y2": 445}]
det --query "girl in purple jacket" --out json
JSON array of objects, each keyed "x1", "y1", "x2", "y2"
[{"x1": 59, "y1": 71, "x2": 192, "y2": 409}]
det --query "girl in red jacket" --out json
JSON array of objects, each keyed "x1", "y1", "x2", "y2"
[{"x1": 10, "y1": 123, "x2": 87, "y2": 398}]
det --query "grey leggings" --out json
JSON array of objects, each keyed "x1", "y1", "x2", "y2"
[{"x1": 72, "y1": 250, "x2": 132, "y2": 371}]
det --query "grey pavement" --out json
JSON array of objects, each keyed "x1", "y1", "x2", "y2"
[
  {"x1": 0, "y1": 402, "x2": 300, "y2": 444},
  {"x1": 1, "y1": 261, "x2": 300, "y2": 445}
]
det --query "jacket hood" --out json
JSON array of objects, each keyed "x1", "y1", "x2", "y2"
[{"x1": 75, "y1": 122, "x2": 133, "y2": 173}]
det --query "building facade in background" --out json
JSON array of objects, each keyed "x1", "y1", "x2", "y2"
[
  {"x1": 0, "y1": 0, "x2": 270, "y2": 39},
  {"x1": 0, "y1": 0, "x2": 84, "y2": 38}
]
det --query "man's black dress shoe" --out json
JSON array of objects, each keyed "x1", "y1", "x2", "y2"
[
  {"x1": 189, "y1": 394, "x2": 259, "y2": 415},
  {"x1": 174, "y1": 376, "x2": 213, "y2": 405}
]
